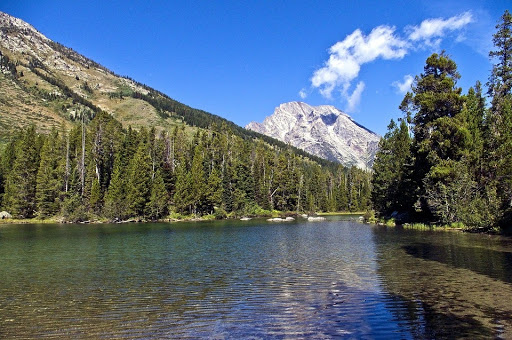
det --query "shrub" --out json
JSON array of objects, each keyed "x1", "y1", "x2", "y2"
[
  {"x1": 363, "y1": 210, "x2": 377, "y2": 224},
  {"x1": 214, "y1": 207, "x2": 227, "y2": 220}
]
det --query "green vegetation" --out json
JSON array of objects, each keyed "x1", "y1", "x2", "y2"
[
  {"x1": 371, "y1": 10, "x2": 512, "y2": 233},
  {"x1": 0, "y1": 112, "x2": 371, "y2": 222}
]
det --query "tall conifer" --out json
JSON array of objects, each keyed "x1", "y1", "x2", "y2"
[
  {"x1": 126, "y1": 143, "x2": 152, "y2": 217},
  {"x1": 4, "y1": 126, "x2": 39, "y2": 218},
  {"x1": 36, "y1": 130, "x2": 63, "y2": 217}
]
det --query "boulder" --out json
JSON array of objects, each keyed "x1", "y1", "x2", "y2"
[
  {"x1": 307, "y1": 216, "x2": 326, "y2": 221},
  {"x1": 267, "y1": 217, "x2": 295, "y2": 222},
  {"x1": 0, "y1": 211, "x2": 12, "y2": 219}
]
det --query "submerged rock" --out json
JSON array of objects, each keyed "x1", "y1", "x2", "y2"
[
  {"x1": 267, "y1": 217, "x2": 295, "y2": 222},
  {"x1": 308, "y1": 216, "x2": 326, "y2": 221}
]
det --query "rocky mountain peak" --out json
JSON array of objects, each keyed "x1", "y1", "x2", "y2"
[
  {"x1": 0, "y1": 11, "x2": 43, "y2": 35},
  {"x1": 246, "y1": 101, "x2": 380, "y2": 169},
  {"x1": 0, "y1": 11, "x2": 49, "y2": 54}
]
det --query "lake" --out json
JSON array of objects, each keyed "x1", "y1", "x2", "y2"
[{"x1": 1, "y1": 216, "x2": 511, "y2": 338}]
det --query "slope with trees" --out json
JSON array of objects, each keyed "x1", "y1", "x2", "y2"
[{"x1": 0, "y1": 113, "x2": 372, "y2": 221}]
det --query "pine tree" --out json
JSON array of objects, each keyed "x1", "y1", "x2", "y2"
[
  {"x1": 206, "y1": 166, "x2": 223, "y2": 214},
  {"x1": 35, "y1": 130, "x2": 63, "y2": 218},
  {"x1": 371, "y1": 118, "x2": 412, "y2": 216},
  {"x1": 335, "y1": 166, "x2": 349, "y2": 211},
  {"x1": 173, "y1": 157, "x2": 193, "y2": 214},
  {"x1": 486, "y1": 10, "x2": 512, "y2": 227},
  {"x1": 148, "y1": 169, "x2": 168, "y2": 219},
  {"x1": 222, "y1": 161, "x2": 234, "y2": 212},
  {"x1": 488, "y1": 10, "x2": 512, "y2": 107},
  {"x1": 190, "y1": 145, "x2": 207, "y2": 215},
  {"x1": 409, "y1": 52, "x2": 466, "y2": 219},
  {"x1": 0, "y1": 141, "x2": 16, "y2": 207},
  {"x1": 89, "y1": 177, "x2": 102, "y2": 215},
  {"x1": 4, "y1": 126, "x2": 40, "y2": 218},
  {"x1": 104, "y1": 154, "x2": 127, "y2": 220},
  {"x1": 126, "y1": 143, "x2": 152, "y2": 217},
  {"x1": 461, "y1": 83, "x2": 486, "y2": 179}
]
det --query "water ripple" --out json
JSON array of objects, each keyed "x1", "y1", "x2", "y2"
[{"x1": 0, "y1": 220, "x2": 511, "y2": 338}]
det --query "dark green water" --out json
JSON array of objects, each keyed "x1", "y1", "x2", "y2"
[{"x1": 1, "y1": 217, "x2": 512, "y2": 338}]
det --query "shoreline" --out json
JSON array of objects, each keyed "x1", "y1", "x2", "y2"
[
  {"x1": 0, "y1": 211, "x2": 364, "y2": 225},
  {"x1": 365, "y1": 219, "x2": 505, "y2": 235}
]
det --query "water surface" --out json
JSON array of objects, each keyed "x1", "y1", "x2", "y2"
[{"x1": 1, "y1": 217, "x2": 511, "y2": 338}]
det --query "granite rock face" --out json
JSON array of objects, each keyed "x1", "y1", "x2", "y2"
[{"x1": 246, "y1": 102, "x2": 380, "y2": 169}]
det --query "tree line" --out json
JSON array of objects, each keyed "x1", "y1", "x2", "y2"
[
  {"x1": 371, "y1": 10, "x2": 512, "y2": 232},
  {"x1": 0, "y1": 114, "x2": 371, "y2": 221}
]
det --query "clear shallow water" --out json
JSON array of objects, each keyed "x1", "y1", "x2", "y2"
[{"x1": 1, "y1": 217, "x2": 512, "y2": 339}]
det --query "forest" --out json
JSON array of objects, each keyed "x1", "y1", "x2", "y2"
[
  {"x1": 371, "y1": 10, "x2": 512, "y2": 232},
  {"x1": 0, "y1": 115, "x2": 371, "y2": 222}
]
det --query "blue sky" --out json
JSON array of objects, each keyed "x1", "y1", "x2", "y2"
[{"x1": 1, "y1": 1, "x2": 509, "y2": 135}]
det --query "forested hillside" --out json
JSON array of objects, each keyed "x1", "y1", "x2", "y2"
[
  {"x1": 0, "y1": 113, "x2": 371, "y2": 221},
  {"x1": 371, "y1": 10, "x2": 512, "y2": 232},
  {"x1": 0, "y1": 11, "x2": 335, "y2": 169},
  {"x1": 0, "y1": 11, "x2": 374, "y2": 221}
]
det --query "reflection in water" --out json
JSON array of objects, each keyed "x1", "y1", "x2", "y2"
[
  {"x1": 0, "y1": 220, "x2": 511, "y2": 338},
  {"x1": 403, "y1": 242, "x2": 512, "y2": 284},
  {"x1": 373, "y1": 227, "x2": 512, "y2": 339}
]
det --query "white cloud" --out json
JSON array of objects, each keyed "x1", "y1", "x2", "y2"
[
  {"x1": 346, "y1": 81, "x2": 365, "y2": 112},
  {"x1": 309, "y1": 12, "x2": 473, "y2": 110},
  {"x1": 393, "y1": 74, "x2": 414, "y2": 94},
  {"x1": 299, "y1": 88, "x2": 307, "y2": 99},
  {"x1": 407, "y1": 11, "x2": 473, "y2": 44},
  {"x1": 311, "y1": 25, "x2": 407, "y2": 99}
]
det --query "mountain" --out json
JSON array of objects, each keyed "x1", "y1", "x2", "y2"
[
  {"x1": 0, "y1": 12, "x2": 340, "y2": 167},
  {"x1": 246, "y1": 102, "x2": 380, "y2": 169},
  {"x1": 0, "y1": 11, "x2": 375, "y2": 220},
  {"x1": 0, "y1": 11, "x2": 179, "y2": 142}
]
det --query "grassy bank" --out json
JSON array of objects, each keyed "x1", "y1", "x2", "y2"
[{"x1": 362, "y1": 210, "x2": 502, "y2": 233}]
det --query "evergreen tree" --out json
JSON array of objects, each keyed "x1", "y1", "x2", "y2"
[
  {"x1": 173, "y1": 157, "x2": 193, "y2": 214},
  {"x1": 89, "y1": 177, "x2": 102, "y2": 215},
  {"x1": 0, "y1": 140, "x2": 16, "y2": 207},
  {"x1": 126, "y1": 143, "x2": 152, "y2": 217},
  {"x1": 335, "y1": 166, "x2": 349, "y2": 211},
  {"x1": 0, "y1": 113, "x2": 375, "y2": 220},
  {"x1": 148, "y1": 169, "x2": 168, "y2": 219},
  {"x1": 35, "y1": 130, "x2": 63, "y2": 218},
  {"x1": 4, "y1": 127, "x2": 40, "y2": 218},
  {"x1": 461, "y1": 83, "x2": 486, "y2": 179},
  {"x1": 190, "y1": 145, "x2": 207, "y2": 215},
  {"x1": 222, "y1": 161, "x2": 234, "y2": 212},
  {"x1": 371, "y1": 118, "x2": 411, "y2": 215},
  {"x1": 486, "y1": 10, "x2": 512, "y2": 227},
  {"x1": 104, "y1": 154, "x2": 127, "y2": 220},
  {"x1": 487, "y1": 10, "x2": 512, "y2": 107},
  {"x1": 206, "y1": 166, "x2": 223, "y2": 213},
  {"x1": 410, "y1": 52, "x2": 466, "y2": 219}
]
